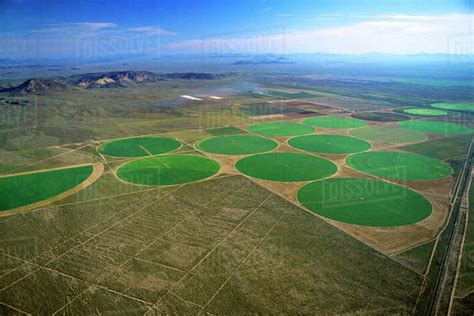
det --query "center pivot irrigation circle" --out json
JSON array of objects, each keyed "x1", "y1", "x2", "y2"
[
  {"x1": 288, "y1": 134, "x2": 371, "y2": 154},
  {"x1": 346, "y1": 151, "x2": 453, "y2": 181},
  {"x1": 431, "y1": 103, "x2": 474, "y2": 112},
  {"x1": 349, "y1": 126, "x2": 427, "y2": 144},
  {"x1": 98, "y1": 136, "x2": 181, "y2": 157},
  {"x1": 297, "y1": 178, "x2": 432, "y2": 227},
  {"x1": 402, "y1": 108, "x2": 449, "y2": 117},
  {"x1": 236, "y1": 152, "x2": 337, "y2": 182},
  {"x1": 399, "y1": 120, "x2": 473, "y2": 135},
  {"x1": 246, "y1": 121, "x2": 315, "y2": 136},
  {"x1": 196, "y1": 135, "x2": 278, "y2": 155},
  {"x1": 303, "y1": 116, "x2": 367, "y2": 129},
  {"x1": 116, "y1": 154, "x2": 220, "y2": 185}
]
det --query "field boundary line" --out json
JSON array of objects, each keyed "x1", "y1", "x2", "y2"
[
  {"x1": 0, "y1": 187, "x2": 179, "y2": 292},
  {"x1": 198, "y1": 212, "x2": 287, "y2": 314},
  {"x1": 51, "y1": 178, "x2": 242, "y2": 314},
  {"x1": 148, "y1": 194, "x2": 272, "y2": 312},
  {"x1": 0, "y1": 301, "x2": 32, "y2": 315}
]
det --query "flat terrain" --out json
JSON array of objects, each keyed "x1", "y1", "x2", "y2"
[
  {"x1": 346, "y1": 151, "x2": 453, "y2": 180},
  {"x1": 246, "y1": 121, "x2": 314, "y2": 136},
  {"x1": 288, "y1": 134, "x2": 371, "y2": 154},
  {"x1": 350, "y1": 126, "x2": 427, "y2": 144},
  {"x1": 0, "y1": 165, "x2": 94, "y2": 211},
  {"x1": 0, "y1": 62, "x2": 473, "y2": 314},
  {"x1": 399, "y1": 120, "x2": 473, "y2": 135},
  {"x1": 297, "y1": 177, "x2": 432, "y2": 227},
  {"x1": 402, "y1": 108, "x2": 449, "y2": 117},
  {"x1": 196, "y1": 135, "x2": 278, "y2": 155},
  {"x1": 235, "y1": 152, "x2": 337, "y2": 182},
  {"x1": 98, "y1": 137, "x2": 181, "y2": 158},
  {"x1": 116, "y1": 155, "x2": 220, "y2": 185},
  {"x1": 303, "y1": 116, "x2": 367, "y2": 129}
]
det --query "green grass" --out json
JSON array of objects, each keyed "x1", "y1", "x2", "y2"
[
  {"x1": 288, "y1": 134, "x2": 371, "y2": 154},
  {"x1": 196, "y1": 135, "x2": 278, "y2": 155},
  {"x1": 351, "y1": 111, "x2": 409, "y2": 122},
  {"x1": 98, "y1": 137, "x2": 181, "y2": 157},
  {"x1": 350, "y1": 126, "x2": 427, "y2": 144},
  {"x1": 402, "y1": 108, "x2": 449, "y2": 116},
  {"x1": 0, "y1": 165, "x2": 93, "y2": 211},
  {"x1": 266, "y1": 90, "x2": 320, "y2": 99},
  {"x1": 347, "y1": 151, "x2": 453, "y2": 180},
  {"x1": 432, "y1": 102, "x2": 474, "y2": 112},
  {"x1": 242, "y1": 103, "x2": 308, "y2": 116},
  {"x1": 246, "y1": 122, "x2": 315, "y2": 137},
  {"x1": 297, "y1": 178, "x2": 432, "y2": 227},
  {"x1": 235, "y1": 152, "x2": 337, "y2": 182},
  {"x1": 116, "y1": 154, "x2": 220, "y2": 185},
  {"x1": 205, "y1": 127, "x2": 247, "y2": 136},
  {"x1": 303, "y1": 116, "x2": 367, "y2": 129},
  {"x1": 399, "y1": 134, "x2": 472, "y2": 160},
  {"x1": 399, "y1": 120, "x2": 473, "y2": 135}
]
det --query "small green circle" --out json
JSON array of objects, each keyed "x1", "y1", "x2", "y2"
[
  {"x1": 117, "y1": 154, "x2": 220, "y2": 185},
  {"x1": 247, "y1": 121, "x2": 315, "y2": 136},
  {"x1": 196, "y1": 135, "x2": 278, "y2": 155},
  {"x1": 303, "y1": 116, "x2": 367, "y2": 129},
  {"x1": 289, "y1": 134, "x2": 371, "y2": 154},
  {"x1": 98, "y1": 137, "x2": 181, "y2": 157},
  {"x1": 236, "y1": 152, "x2": 337, "y2": 182},
  {"x1": 347, "y1": 151, "x2": 453, "y2": 180},
  {"x1": 297, "y1": 178, "x2": 432, "y2": 227},
  {"x1": 399, "y1": 120, "x2": 472, "y2": 135},
  {"x1": 403, "y1": 108, "x2": 449, "y2": 117},
  {"x1": 432, "y1": 103, "x2": 474, "y2": 112},
  {"x1": 349, "y1": 126, "x2": 427, "y2": 144}
]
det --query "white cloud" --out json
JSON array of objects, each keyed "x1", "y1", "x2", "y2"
[
  {"x1": 167, "y1": 14, "x2": 474, "y2": 54},
  {"x1": 33, "y1": 22, "x2": 117, "y2": 34},
  {"x1": 126, "y1": 26, "x2": 176, "y2": 36}
]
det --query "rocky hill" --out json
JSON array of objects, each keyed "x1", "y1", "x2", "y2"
[{"x1": 0, "y1": 71, "x2": 233, "y2": 95}]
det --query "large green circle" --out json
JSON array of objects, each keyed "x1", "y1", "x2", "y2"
[
  {"x1": 289, "y1": 134, "x2": 371, "y2": 154},
  {"x1": 0, "y1": 165, "x2": 94, "y2": 211},
  {"x1": 196, "y1": 135, "x2": 278, "y2": 155},
  {"x1": 247, "y1": 122, "x2": 315, "y2": 136},
  {"x1": 403, "y1": 108, "x2": 449, "y2": 117},
  {"x1": 432, "y1": 103, "x2": 474, "y2": 112},
  {"x1": 303, "y1": 116, "x2": 367, "y2": 129},
  {"x1": 98, "y1": 137, "x2": 181, "y2": 157},
  {"x1": 349, "y1": 126, "x2": 427, "y2": 144},
  {"x1": 297, "y1": 178, "x2": 432, "y2": 227},
  {"x1": 399, "y1": 120, "x2": 473, "y2": 135},
  {"x1": 116, "y1": 155, "x2": 220, "y2": 185},
  {"x1": 236, "y1": 152, "x2": 337, "y2": 182},
  {"x1": 347, "y1": 151, "x2": 453, "y2": 180},
  {"x1": 352, "y1": 111, "x2": 409, "y2": 122}
]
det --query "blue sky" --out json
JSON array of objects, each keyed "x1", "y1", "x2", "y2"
[{"x1": 0, "y1": 0, "x2": 473, "y2": 58}]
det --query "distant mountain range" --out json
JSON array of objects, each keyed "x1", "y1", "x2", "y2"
[
  {"x1": 0, "y1": 71, "x2": 234, "y2": 95},
  {"x1": 233, "y1": 57, "x2": 294, "y2": 65}
]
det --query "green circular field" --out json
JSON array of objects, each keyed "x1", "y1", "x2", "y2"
[
  {"x1": 347, "y1": 151, "x2": 453, "y2": 181},
  {"x1": 297, "y1": 178, "x2": 432, "y2": 227},
  {"x1": 399, "y1": 120, "x2": 473, "y2": 135},
  {"x1": 246, "y1": 121, "x2": 315, "y2": 136},
  {"x1": 0, "y1": 165, "x2": 94, "y2": 211},
  {"x1": 402, "y1": 108, "x2": 449, "y2": 116},
  {"x1": 303, "y1": 116, "x2": 367, "y2": 129},
  {"x1": 288, "y1": 134, "x2": 371, "y2": 154},
  {"x1": 196, "y1": 135, "x2": 278, "y2": 155},
  {"x1": 98, "y1": 137, "x2": 181, "y2": 157},
  {"x1": 432, "y1": 103, "x2": 474, "y2": 112},
  {"x1": 116, "y1": 154, "x2": 220, "y2": 185},
  {"x1": 236, "y1": 152, "x2": 337, "y2": 182},
  {"x1": 352, "y1": 111, "x2": 409, "y2": 122},
  {"x1": 349, "y1": 126, "x2": 427, "y2": 144}
]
